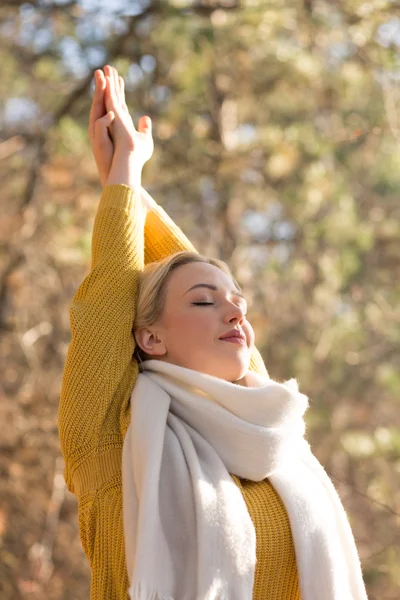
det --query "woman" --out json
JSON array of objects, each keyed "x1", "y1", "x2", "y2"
[{"x1": 58, "y1": 66, "x2": 368, "y2": 600}]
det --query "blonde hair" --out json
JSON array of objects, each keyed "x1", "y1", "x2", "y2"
[{"x1": 133, "y1": 251, "x2": 241, "y2": 365}]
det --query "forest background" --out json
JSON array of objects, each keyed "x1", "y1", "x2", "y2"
[{"x1": 0, "y1": 1, "x2": 399, "y2": 599}]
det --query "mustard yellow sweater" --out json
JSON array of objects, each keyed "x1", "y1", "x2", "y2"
[{"x1": 58, "y1": 184, "x2": 300, "y2": 600}]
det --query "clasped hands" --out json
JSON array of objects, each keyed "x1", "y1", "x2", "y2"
[{"x1": 88, "y1": 64, "x2": 155, "y2": 209}]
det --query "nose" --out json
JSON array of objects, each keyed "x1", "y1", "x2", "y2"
[{"x1": 224, "y1": 301, "x2": 246, "y2": 324}]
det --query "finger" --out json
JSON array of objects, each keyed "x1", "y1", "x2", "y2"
[
  {"x1": 114, "y1": 68, "x2": 127, "y2": 112},
  {"x1": 117, "y1": 74, "x2": 123, "y2": 101},
  {"x1": 104, "y1": 110, "x2": 115, "y2": 126},
  {"x1": 119, "y1": 76, "x2": 129, "y2": 113},
  {"x1": 103, "y1": 64, "x2": 113, "y2": 78},
  {"x1": 94, "y1": 110, "x2": 115, "y2": 143},
  {"x1": 106, "y1": 72, "x2": 127, "y2": 123},
  {"x1": 112, "y1": 66, "x2": 120, "y2": 102},
  {"x1": 103, "y1": 65, "x2": 114, "y2": 106},
  {"x1": 104, "y1": 74, "x2": 117, "y2": 113},
  {"x1": 114, "y1": 68, "x2": 122, "y2": 105},
  {"x1": 89, "y1": 70, "x2": 106, "y2": 137},
  {"x1": 112, "y1": 67, "x2": 121, "y2": 106},
  {"x1": 138, "y1": 115, "x2": 152, "y2": 134},
  {"x1": 98, "y1": 69, "x2": 106, "y2": 91}
]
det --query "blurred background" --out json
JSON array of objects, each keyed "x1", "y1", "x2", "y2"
[{"x1": 0, "y1": 0, "x2": 399, "y2": 598}]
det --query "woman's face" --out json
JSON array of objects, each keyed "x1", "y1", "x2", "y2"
[{"x1": 136, "y1": 262, "x2": 255, "y2": 383}]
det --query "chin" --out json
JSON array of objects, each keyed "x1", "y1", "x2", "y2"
[
  {"x1": 178, "y1": 345, "x2": 251, "y2": 381},
  {"x1": 211, "y1": 353, "x2": 250, "y2": 383}
]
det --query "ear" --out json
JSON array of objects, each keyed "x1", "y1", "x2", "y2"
[{"x1": 134, "y1": 327, "x2": 167, "y2": 357}]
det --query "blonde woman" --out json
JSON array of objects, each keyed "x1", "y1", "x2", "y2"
[{"x1": 58, "y1": 65, "x2": 368, "y2": 600}]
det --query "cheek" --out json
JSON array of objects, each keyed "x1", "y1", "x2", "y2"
[
  {"x1": 167, "y1": 311, "x2": 217, "y2": 344},
  {"x1": 245, "y1": 322, "x2": 255, "y2": 346}
]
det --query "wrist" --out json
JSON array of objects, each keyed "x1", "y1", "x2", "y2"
[
  {"x1": 106, "y1": 151, "x2": 143, "y2": 191},
  {"x1": 140, "y1": 188, "x2": 158, "y2": 212}
]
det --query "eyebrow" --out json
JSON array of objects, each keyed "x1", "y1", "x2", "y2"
[{"x1": 183, "y1": 283, "x2": 245, "y2": 299}]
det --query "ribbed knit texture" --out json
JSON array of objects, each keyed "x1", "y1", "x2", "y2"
[
  {"x1": 232, "y1": 476, "x2": 300, "y2": 599},
  {"x1": 58, "y1": 184, "x2": 300, "y2": 600}
]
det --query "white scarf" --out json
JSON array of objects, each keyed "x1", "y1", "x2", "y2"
[{"x1": 122, "y1": 359, "x2": 368, "y2": 600}]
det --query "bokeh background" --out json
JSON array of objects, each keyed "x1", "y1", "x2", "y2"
[{"x1": 1, "y1": 1, "x2": 399, "y2": 598}]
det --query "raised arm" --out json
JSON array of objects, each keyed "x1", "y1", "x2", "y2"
[
  {"x1": 58, "y1": 66, "x2": 154, "y2": 493},
  {"x1": 141, "y1": 187, "x2": 197, "y2": 263},
  {"x1": 58, "y1": 185, "x2": 145, "y2": 492}
]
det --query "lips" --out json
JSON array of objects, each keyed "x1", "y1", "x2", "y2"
[
  {"x1": 220, "y1": 337, "x2": 246, "y2": 345},
  {"x1": 219, "y1": 329, "x2": 246, "y2": 344}
]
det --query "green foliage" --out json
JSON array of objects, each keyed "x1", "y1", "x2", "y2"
[
  {"x1": 58, "y1": 115, "x2": 89, "y2": 154},
  {"x1": 0, "y1": 1, "x2": 399, "y2": 598}
]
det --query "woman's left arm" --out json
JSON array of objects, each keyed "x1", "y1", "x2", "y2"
[{"x1": 141, "y1": 188, "x2": 197, "y2": 264}]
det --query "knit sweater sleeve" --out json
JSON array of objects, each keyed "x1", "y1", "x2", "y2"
[
  {"x1": 58, "y1": 184, "x2": 145, "y2": 493},
  {"x1": 144, "y1": 202, "x2": 269, "y2": 378}
]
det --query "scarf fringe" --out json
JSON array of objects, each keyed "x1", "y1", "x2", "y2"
[{"x1": 128, "y1": 583, "x2": 175, "y2": 600}]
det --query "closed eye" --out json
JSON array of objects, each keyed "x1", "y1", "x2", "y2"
[
  {"x1": 192, "y1": 301, "x2": 247, "y2": 316},
  {"x1": 192, "y1": 302, "x2": 213, "y2": 305}
]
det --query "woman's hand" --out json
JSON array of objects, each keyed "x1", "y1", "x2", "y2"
[
  {"x1": 88, "y1": 65, "x2": 154, "y2": 187},
  {"x1": 88, "y1": 68, "x2": 113, "y2": 187},
  {"x1": 103, "y1": 66, "x2": 154, "y2": 163}
]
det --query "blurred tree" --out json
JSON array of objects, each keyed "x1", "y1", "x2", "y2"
[{"x1": 0, "y1": 1, "x2": 399, "y2": 598}]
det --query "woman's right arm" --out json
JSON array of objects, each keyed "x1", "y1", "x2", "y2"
[
  {"x1": 58, "y1": 182, "x2": 145, "y2": 493},
  {"x1": 58, "y1": 66, "x2": 154, "y2": 494}
]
